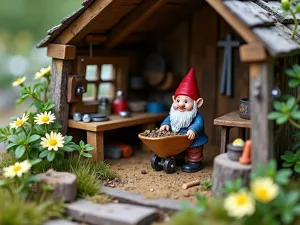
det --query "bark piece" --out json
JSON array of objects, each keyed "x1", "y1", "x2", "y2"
[
  {"x1": 37, "y1": 169, "x2": 77, "y2": 202},
  {"x1": 67, "y1": 199, "x2": 158, "y2": 225},
  {"x1": 212, "y1": 153, "x2": 252, "y2": 197}
]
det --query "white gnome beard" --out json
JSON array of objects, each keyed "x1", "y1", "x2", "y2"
[{"x1": 170, "y1": 101, "x2": 198, "y2": 133}]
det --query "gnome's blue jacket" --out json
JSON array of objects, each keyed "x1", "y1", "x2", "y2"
[{"x1": 161, "y1": 112, "x2": 208, "y2": 147}]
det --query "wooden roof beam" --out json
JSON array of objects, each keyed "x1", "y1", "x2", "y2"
[
  {"x1": 56, "y1": 0, "x2": 123, "y2": 45},
  {"x1": 47, "y1": 44, "x2": 76, "y2": 60},
  {"x1": 239, "y1": 42, "x2": 267, "y2": 63},
  {"x1": 106, "y1": 0, "x2": 167, "y2": 49},
  {"x1": 206, "y1": 0, "x2": 259, "y2": 43}
]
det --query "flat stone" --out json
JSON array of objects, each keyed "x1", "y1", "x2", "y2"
[
  {"x1": 100, "y1": 186, "x2": 181, "y2": 211},
  {"x1": 67, "y1": 199, "x2": 158, "y2": 225},
  {"x1": 43, "y1": 220, "x2": 78, "y2": 225}
]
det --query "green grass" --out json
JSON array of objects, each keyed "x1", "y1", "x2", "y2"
[
  {"x1": 0, "y1": 189, "x2": 64, "y2": 225},
  {"x1": 0, "y1": 153, "x2": 118, "y2": 197}
]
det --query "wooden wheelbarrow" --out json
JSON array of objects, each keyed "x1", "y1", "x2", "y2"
[{"x1": 138, "y1": 134, "x2": 192, "y2": 173}]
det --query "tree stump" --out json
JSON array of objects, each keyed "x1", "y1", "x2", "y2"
[
  {"x1": 212, "y1": 153, "x2": 252, "y2": 197},
  {"x1": 37, "y1": 169, "x2": 77, "y2": 202}
]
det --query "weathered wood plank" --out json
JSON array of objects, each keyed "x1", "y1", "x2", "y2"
[
  {"x1": 87, "y1": 131, "x2": 104, "y2": 162},
  {"x1": 224, "y1": 1, "x2": 275, "y2": 27},
  {"x1": 255, "y1": 0, "x2": 300, "y2": 23},
  {"x1": 101, "y1": 186, "x2": 181, "y2": 211},
  {"x1": 239, "y1": 42, "x2": 267, "y2": 62},
  {"x1": 253, "y1": 26, "x2": 300, "y2": 57},
  {"x1": 212, "y1": 153, "x2": 252, "y2": 197},
  {"x1": 51, "y1": 59, "x2": 72, "y2": 134},
  {"x1": 206, "y1": 0, "x2": 259, "y2": 43},
  {"x1": 250, "y1": 61, "x2": 274, "y2": 166},
  {"x1": 56, "y1": 0, "x2": 123, "y2": 45},
  {"x1": 214, "y1": 111, "x2": 251, "y2": 128},
  {"x1": 106, "y1": 0, "x2": 166, "y2": 49},
  {"x1": 47, "y1": 44, "x2": 76, "y2": 60},
  {"x1": 67, "y1": 200, "x2": 158, "y2": 225}
]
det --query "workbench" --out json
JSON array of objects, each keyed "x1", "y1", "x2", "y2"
[
  {"x1": 214, "y1": 111, "x2": 251, "y2": 154},
  {"x1": 68, "y1": 112, "x2": 167, "y2": 162}
]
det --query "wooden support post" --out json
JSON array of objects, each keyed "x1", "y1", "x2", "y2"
[
  {"x1": 87, "y1": 131, "x2": 104, "y2": 162},
  {"x1": 220, "y1": 126, "x2": 231, "y2": 154},
  {"x1": 106, "y1": 0, "x2": 166, "y2": 49},
  {"x1": 51, "y1": 59, "x2": 72, "y2": 134},
  {"x1": 250, "y1": 61, "x2": 274, "y2": 166},
  {"x1": 141, "y1": 123, "x2": 157, "y2": 152},
  {"x1": 47, "y1": 44, "x2": 76, "y2": 60}
]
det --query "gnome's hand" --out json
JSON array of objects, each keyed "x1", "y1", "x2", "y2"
[
  {"x1": 187, "y1": 130, "x2": 196, "y2": 140},
  {"x1": 159, "y1": 125, "x2": 170, "y2": 131}
]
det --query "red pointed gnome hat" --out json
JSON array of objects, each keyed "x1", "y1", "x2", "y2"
[{"x1": 174, "y1": 68, "x2": 200, "y2": 100}]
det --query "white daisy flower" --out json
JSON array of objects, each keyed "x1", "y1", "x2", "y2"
[
  {"x1": 41, "y1": 131, "x2": 65, "y2": 151},
  {"x1": 3, "y1": 160, "x2": 32, "y2": 178},
  {"x1": 9, "y1": 114, "x2": 29, "y2": 129},
  {"x1": 34, "y1": 111, "x2": 56, "y2": 125},
  {"x1": 12, "y1": 76, "x2": 26, "y2": 87}
]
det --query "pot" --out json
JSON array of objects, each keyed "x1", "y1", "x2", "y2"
[
  {"x1": 227, "y1": 143, "x2": 243, "y2": 161},
  {"x1": 239, "y1": 98, "x2": 251, "y2": 120}
]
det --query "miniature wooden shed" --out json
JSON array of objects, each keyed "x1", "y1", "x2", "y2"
[{"x1": 38, "y1": 0, "x2": 300, "y2": 167}]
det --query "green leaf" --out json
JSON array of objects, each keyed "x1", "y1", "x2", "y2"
[
  {"x1": 64, "y1": 136, "x2": 72, "y2": 144},
  {"x1": 285, "y1": 68, "x2": 297, "y2": 77},
  {"x1": 281, "y1": 154, "x2": 294, "y2": 162},
  {"x1": 85, "y1": 146, "x2": 94, "y2": 151},
  {"x1": 73, "y1": 145, "x2": 82, "y2": 151},
  {"x1": 276, "y1": 115, "x2": 288, "y2": 125},
  {"x1": 25, "y1": 134, "x2": 40, "y2": 144},
  {"x1": 28, "y1": 175, "x2": 41, "y2": 183},
  {"x1": 47, "y1": 151, "x2": 55, "y2": 161},
  {"x1": 295, "y1": 163, "x2": 300, "y2": 173},
  {"x1": 291, "y1": 111, "x2": 300, "y2": 120},
  {"x1": 285, "y1": 151, "x2": 295, "y2": 157},
  {"x1": 274, "y1": 101, "x2": 283, "y2": 111},
  {"x1": 293, "y1": 141, "x2": 300, "y2": 150},
  {"x1": 39, "y1": 150, "x2": 49, "y2": 158},
  {"x1": 61, "y1": 146, "x2": 74, "y2": 152},
  {"x1": 15, "y1": 145, "x2": 26, "y2": 158},
  {"x1": 82, "y1": 152, "x2": 92, "y2": 158},
  {"x1": 282, "y1": 162, "x2": 294, "y2": 167},
  {"x1": 286, "y1": 190, "x2": 300, "y2": 205},
  {"x1": 268, "y1": 112, "x2": 283, "y2": 120},
  {"x1": 33, "y1": 100, "x2": 42, "y2": 110},
  {"x1": 275, "y1": 169, "x2": 292, "y2": 185},
  {"x1": 289, "y1": 79, "x2": 300, "y2": 88},
  {"x1": 31, "y1": 158, "x2": 42, "y2": 165},
  {"x1": 286, "y1": 97, "x2": 296, "y2": 110},
  {"x1": 293, "y1": 64, "x2": 300, "y2": 74},
  {"x1": 281, "y1": 211, "x2": 294, "y2": 224},
  {"x1": 5, "y1": 143, "x2": 17, "y2": 150},
  {"x1": 293, "y1": 205, "x2": 300, "y2": 214},
  {"x1": 7, "y1": 135, "x2": 19, "y2": 144}
]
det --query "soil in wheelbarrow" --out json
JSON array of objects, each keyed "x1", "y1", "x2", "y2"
[
  {"x1": 104, "y1": 145, "x2": 219, "y2": 204},
  {"x1": 141, "y1": 129, "x2": 185, "y2": 138}
]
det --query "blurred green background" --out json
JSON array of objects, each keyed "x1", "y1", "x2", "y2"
[{"x1": 0, "y1": 0, "x2": 82, "y2": 123}]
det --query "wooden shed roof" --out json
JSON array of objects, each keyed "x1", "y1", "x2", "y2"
[{"x1": 38, "y1": 0, "x2": 300, "y2": 58}]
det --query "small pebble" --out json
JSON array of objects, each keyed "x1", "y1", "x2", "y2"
[
  {"x1": 141, "y1": 170, "x2": 148, "y2": 174},
  {"x1": 150, "y1": 188, "x2": 154, "y2": 192}
]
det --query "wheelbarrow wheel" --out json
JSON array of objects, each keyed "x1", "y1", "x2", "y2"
[
  {"x1": 163, "y1": 157, "x2": 176, "y2": 174},
  {"x1": 151, "y1": 154, "x2": 163, "y2": 171}
]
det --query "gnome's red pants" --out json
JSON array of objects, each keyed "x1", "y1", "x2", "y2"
[{"x1": 176, "y1": 146, "x2": 204, "y2": 162}]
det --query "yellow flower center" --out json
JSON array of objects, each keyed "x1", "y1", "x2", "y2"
[
  {"x1": 49, "y1": 139, "x2": 57, "y2": 146},
  {"x1": 17, "y1": 78, "x2": 22, "y2": 83},
  {"x1": 15, "y1": 119, "x2": 23, "y2": 126},
  {"x1": 256, "y1": 188, "x2": 269, "y2": 201},
  {"x1": 41, "y1": 115, "x2": 50, "y2": 123},
  {"x1": 236, "y1": 195, "x2": 247, "y2": 206},
  {"x1": 13, "y1": 165, "x2": 22, "y2": 173}
]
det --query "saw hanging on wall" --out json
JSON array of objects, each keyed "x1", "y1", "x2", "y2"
[{"x1": 218, "y1": 34, "x2": 240, "y2": 97}]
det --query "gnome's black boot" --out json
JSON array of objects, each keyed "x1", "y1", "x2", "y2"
[
  {"x1": 175, "y1": 158, "x2": 186, "y2": 166},
  {"x1": 181, "y1": 161, "x2": 203, "y2": 173}
]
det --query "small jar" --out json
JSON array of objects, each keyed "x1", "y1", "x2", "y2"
[{"x1": 98, "y1": 97, "x2": 110, "y2": 116}]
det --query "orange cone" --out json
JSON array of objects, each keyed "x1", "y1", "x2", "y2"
[{"x1": 239, "y1": 140, "x2": 252, "y2": 165}]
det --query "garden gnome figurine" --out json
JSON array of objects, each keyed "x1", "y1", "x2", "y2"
[{"x1": 160, "y1": 68, "x2": 208, "y2": 172}]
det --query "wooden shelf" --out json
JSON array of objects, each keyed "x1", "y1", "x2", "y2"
[
  {"x1": 214, "y1": 110, "x2": 251, "y2": 129},
  {"x1": 68, "y1": 112, "x2": 167, "y2": 132}
]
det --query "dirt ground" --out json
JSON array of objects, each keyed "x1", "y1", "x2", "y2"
[{"x1": 105, "y1": 145, "x2": 219, "y2": 204}]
